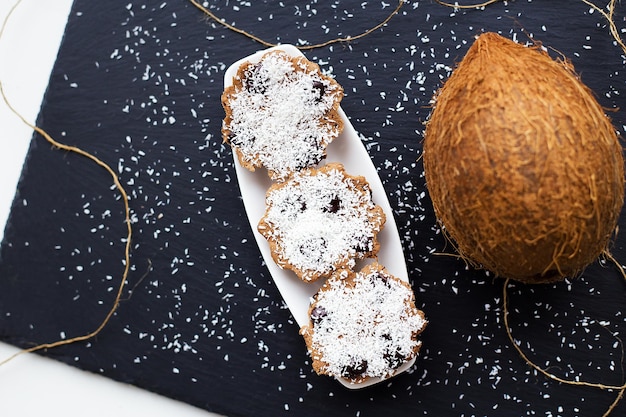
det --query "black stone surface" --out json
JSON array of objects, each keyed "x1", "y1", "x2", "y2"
[{"x1": 1, "y1": 1, "x2": 626, "y2": 416}]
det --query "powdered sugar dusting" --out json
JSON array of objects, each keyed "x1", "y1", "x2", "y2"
[
  {"x1": 259, "y1": 163, "x2": 385, "y2": 282},
  {"x1": 303, "y1": 264, "x2": 427, "y2": 382},
  {"x1": 223, "y1": 50, "x2": 343, "y2": 181}
]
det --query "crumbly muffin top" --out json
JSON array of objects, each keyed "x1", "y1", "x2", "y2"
[
  {"x1": 223, "y1": 50, "x2": 343, "y2": 181},
  {"x1": 301, "y1": 263, "x2": 427, "y2": 382},
  {"x1": 258, "y1": 163, "x2": 385, "y2": 282}
]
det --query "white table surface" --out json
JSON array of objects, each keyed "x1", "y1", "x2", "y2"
[{"x1": 0, "y1": 1, "x2": 221, "y2": 415}]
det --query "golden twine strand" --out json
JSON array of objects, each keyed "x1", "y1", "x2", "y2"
[
  {"x1": 188, "y1": 0, "x2": 405, "y2": 50},
  {"x1": 435, "y1": 0, "x2": 626, "y2": 56},
  {"x1": 0, "y1": 0, "x2": 132, "y2": 366},
  {"x1": 503, "y1": 251, "x2": 626, "y2": 417},
  {"x1": 580, "y1": 0, "x2": 626, "y2": 55},
  {"x1": 0, "y1": 0, "x2": 20, "y2": 40},
  {"x1": 434, "y1": 0, "x2": 501, "y2": 8}
]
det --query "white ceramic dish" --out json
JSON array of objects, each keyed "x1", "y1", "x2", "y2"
[{"x1": 223, "y1": 44, "x2": 414, "y2": 389}]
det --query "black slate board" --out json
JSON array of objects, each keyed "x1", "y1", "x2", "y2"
[{"x1": 1, "y1": 1, "x2": 626, "y2": 416}]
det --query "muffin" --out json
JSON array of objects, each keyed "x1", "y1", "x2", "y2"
[
  {"x1": 300, "y1": 262, "x2": 427, "y2": 383},
  {"x1": 257, "y1": 162, "x2": 386, "y2": 282},
  {"x1": 222, "y1": 49, "x2": 344, "y2": 181}
]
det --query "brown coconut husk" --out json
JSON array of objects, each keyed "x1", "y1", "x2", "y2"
[{"x1": 423, "y1": 32, "x2": 625, "y2": 284}]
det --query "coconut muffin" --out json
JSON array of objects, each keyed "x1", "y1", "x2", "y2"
[
  {"x1": 299, "y1": 263, "x2": 427, "y2": 383},
  {"x1": 257, "y1": 162, "x2": 385, "y2": 282},
  {"x1": 222, "y1": 49, "x2": 344, "y2": 182}
]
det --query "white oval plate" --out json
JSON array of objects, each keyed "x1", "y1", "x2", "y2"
[{"x1": 223, "y1": 44, "x2": 414, "y2": 389}]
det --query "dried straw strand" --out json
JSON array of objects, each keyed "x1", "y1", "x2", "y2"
[
  {"x1": 435, "y1": 0, "x2": 626, "y2": 56},
  {"x1": 580, "y1": 0, "x2": 626, "y2": 55},
  {"x1": 434, "y1": 0, "x2": 501, "y2": 8},
  {"x1": 503, "y1": 261, "x2": 626, "y2": 416},
  {"x1": 0, "y1": 0, "x2": 132, "y2": 366},
  {"x1": 187, "y1": 0, "x2": 405, "y2": 50}
]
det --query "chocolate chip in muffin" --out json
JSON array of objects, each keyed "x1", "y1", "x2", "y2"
[
  {"x1": 244, "y1": 62, "x2": 268, "y2": 94},
  {"x1": 341, "y1": 359, "x2": 368, "y2": 380},
  {"x1": 323, "y1": 196, "x2": 342, "y2": 214},
  {"x1": 312, "y1": 80, "x2": 325, "y2": 102},
  {"x1": 310, "y1": 306, "x2": 328, "y2": 325}
]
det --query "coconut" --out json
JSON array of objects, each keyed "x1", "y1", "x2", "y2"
[{"x1": 422, "y1": 32, "x2": 624, "y2": 284}]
